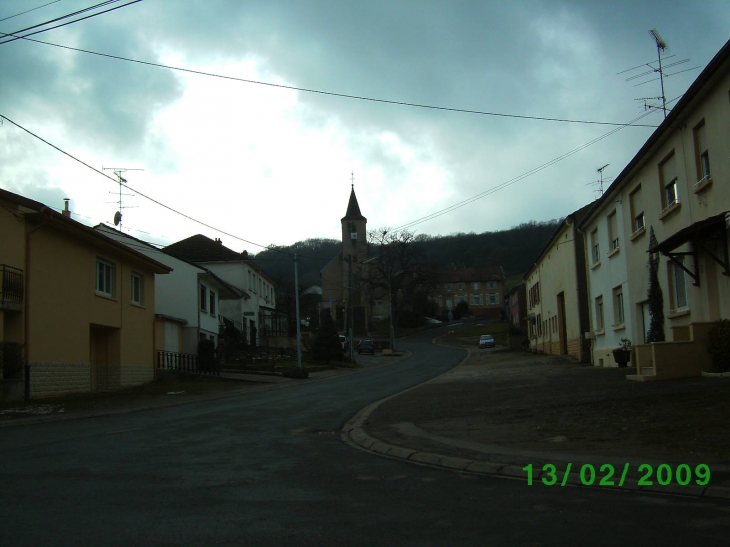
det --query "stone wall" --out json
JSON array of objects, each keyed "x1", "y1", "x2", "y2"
[
  {"x1": 121, "y1": 363, "x2": 154, "y2": 387},
  {"x1": 30, "y1": 362, "x2": 90, "y2": 398}
]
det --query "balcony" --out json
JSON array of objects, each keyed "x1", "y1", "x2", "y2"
[{"x1": 0, "y1": 265, "x2": 24, "y2": 312}]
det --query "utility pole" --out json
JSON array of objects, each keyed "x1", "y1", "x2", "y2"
[
  {"x1": 293, "y1": 253, "x2": 302, "y2": 371},
  {"x1": 348, "y1": 256, "x2": 354, "y2": 363}
]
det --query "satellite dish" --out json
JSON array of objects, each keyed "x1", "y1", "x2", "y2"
[{"x1": 113, "y1": 211, "x2": 122, "y2": 226}]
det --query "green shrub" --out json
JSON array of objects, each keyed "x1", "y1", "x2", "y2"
[{"x1": 706, "y1": 319, "x2": 730, "y2": 373}]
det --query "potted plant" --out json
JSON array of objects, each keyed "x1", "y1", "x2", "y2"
[{"x1": 612, "y1": 338, "x2": 632, "y2": 368}]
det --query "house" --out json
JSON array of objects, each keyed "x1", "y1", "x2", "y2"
[
  {"x1": 506, "y1": 281, "x2": 527, "y2": 332},
  {"x1": 578, "y1": 39, "x2": 730, "y2": 379},
  {"x1": 321, "y1": 186, "x2": 370, "y2": 334},
  {"x1": 430, "y1": 266, "x2": 505, "y2": 318},
  {"x1": 0, "y1": 190, "x2": 171, "y2": 401},
  {"x1": 524, "y1": 204, "x2": 592, "y2": 362},
  {"x1": 163, "y1": 235, "x2": 284, "y2": 348},
  {"x1": 94, "y1": 225, "x2": 248, "y2": 356}
]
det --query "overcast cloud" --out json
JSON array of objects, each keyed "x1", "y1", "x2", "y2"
[{"x1": 1, "y1": 0, "x2": 729, "y2": 252}]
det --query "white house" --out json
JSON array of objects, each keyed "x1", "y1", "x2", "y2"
[
  {"x1": 95, "y1": 225, "x2": 248, "y2": 355},
  {"x1": 163, "y1": 235, "x2": 283, "y2": 347},
  {"x1": 578, "y1": 38, "x2": 730, "y2": 379}
]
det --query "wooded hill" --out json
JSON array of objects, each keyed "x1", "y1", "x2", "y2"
[{"x1": 252, "y1": 219, "x2": 562, "y2": 291}]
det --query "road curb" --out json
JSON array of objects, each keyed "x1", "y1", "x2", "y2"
[{"x1": 341, "y1": 343, "x2": 730, "y2": 501}]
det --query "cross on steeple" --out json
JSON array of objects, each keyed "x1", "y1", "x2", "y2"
[{"x1": 350, "y1": 171, "x2": 355, "y2": 189}]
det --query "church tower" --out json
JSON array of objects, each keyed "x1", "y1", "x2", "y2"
[
  {"x1": 341, "y1": 184, "x2": 367, "y2": 264},
  {"x1": 320, "y1": 181, "x2": 369, "y2": 335}
]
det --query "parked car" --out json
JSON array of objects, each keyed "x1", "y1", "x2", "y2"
[
  {"x1": 479, "y1": 334, "x2": 495, "y2": 348},
  {"x1": 357, "y1": 340, "x2": 375, "y2": 355}
]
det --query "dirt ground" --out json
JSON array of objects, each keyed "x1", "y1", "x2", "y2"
[{"x1": 369, "y1": 338, "x2": 730, "y2": 466}]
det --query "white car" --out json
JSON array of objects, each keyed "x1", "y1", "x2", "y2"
[{"x1": 479, "y1": 334, "x2": 495, "y2": 348}]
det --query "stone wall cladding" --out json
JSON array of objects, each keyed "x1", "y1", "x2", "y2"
[
  {"x1": 31, "y1": 362, "x2": 90, "y2": 398},
  {"x1": 121, "y1": 364, "x2": 153, "y2": 387},
  {"x1": 567, "y1": 338, "x2": 581, "y2": 360}
]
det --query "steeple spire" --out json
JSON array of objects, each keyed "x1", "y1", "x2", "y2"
[{"x1": 342, "y1": 175, "x2": 366, "y2": 221}]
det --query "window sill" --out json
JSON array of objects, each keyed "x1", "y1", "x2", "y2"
[
  {"x1": 659, "y1": 201, "x2": 681, "y2": 220},
  {"x1": 630, "y1": 227, "x2": 646, "y2": 241},
  {"x1": 95, "y1": 291, "x2": 117, "y2": 301},
  {"x1": 131, "y1": 302, "x2": 145, "y2": 309},
  {"x1": 594, "y1": 329, "x2": 605, "y2": 336},
  {"x1": 668, "y1": 308, "x2": 691, "y2": 319},
  {"x1": 693, "y1": 176, "x2": 713, "y2": 194},
  {"x1": 607, "y1": 248, "x2": 620, "y2": 259},
  {"x1": 612, "y1": 323, "x2": 626, "y2": 331},
  {"x1": 590, "y1": 261, "x2": 602, "y2": 271}
]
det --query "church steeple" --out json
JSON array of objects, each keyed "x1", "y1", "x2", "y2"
[
  {"x1": 342, "y1": 185, "x2": 367, "y2": 222},
  {"x1": 341, "y1": 175, "x2": 367, "y2": 254}
]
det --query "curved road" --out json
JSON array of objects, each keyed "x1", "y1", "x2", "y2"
[{"x1": 1, "y1": 325, "x2": 728, "y2": 546}]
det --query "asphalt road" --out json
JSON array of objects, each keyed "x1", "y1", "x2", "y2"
[{"x1": 1, "y1": 325, "x2": 729, "y2": 546}]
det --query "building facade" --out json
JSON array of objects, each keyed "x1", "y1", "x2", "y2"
[
  {"x1": 0, "y1": 190, "x2": 170, "y2": 400},
  {"x1": 525, "y1": 204, "x2": 592, "y2": 362},
  {"x1": 430, "y1": 266, "x2": 505, "y2": 318}
]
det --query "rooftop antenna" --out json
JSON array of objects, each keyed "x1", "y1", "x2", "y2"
[
  {"x1": 617, "y1": 29, "x2": 700, "y2": 119},
  {"x1": 585, "y1": 164, "x2": 611, "y2": 199},
  {"x1": 649, "y1": 29, "x2": 668, "y2": 118},
  {"x1": 102, "y1": 167, "x2": 144, "y2": 231}
]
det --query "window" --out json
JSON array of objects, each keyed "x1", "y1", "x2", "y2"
[
  {"x1": 487, "y1": 281, "x2": 496, "y2": 289},
  {"x1": 457, "y1": 282, "x2": 464, "y2": 290},
  {"x1": 444, "y1": 283, "x2": 452, "y2": 290},
  {"x1": 131, "y1": 272, "x2": 144, "y2": 305},
  {"x1": 456, "y1": 295, "x2": 466, "y2": 304},
  {"x1": 608, "y1": 211, "x2": 619, "y2": 252},
  {"x1": 629, "y1": 185, "x2": 644, "y2": 234},
  {"x1": 488, "y1": 293, "x2": 499, "y2": 305},
  {"x1": 248, "y1": 271, "x2": 252, "y2": 290},
  {"x1": 590, "y1": 229, "x2": 600, "y2": 264},
  {"x1": 613, "y1": 286, "x2": 624, "y2": 326},
  {"x1": 209, "y1": 290, "x2": 216, "y2": 316},
  {"x1": 669, "y1": 259, "x2": 689, "y2": 311},
  {"x1": 95, "y1": 258, "x2": 115, "y2": 297},
  {"x1": 659, "y1": 152, "x2": 679, "y2": 210},
  {"x1": 471, "y1": 294, "x2": 483, "y2": 306},
  {"x1": 694, "y1": 120, "x2": 711, "y2": 182},
  {"x1": 472, "y1": 282, "x2": 481, "y2": 290},
  {"x1": 537, "y1": 314, "x2": 542, "y2": 336},
  {"x1": 595, "y1": 296, "x2": 604, "y2": 331},
  {"x1": 200, "y1": 284, "x2": 208, "y2": 312}
]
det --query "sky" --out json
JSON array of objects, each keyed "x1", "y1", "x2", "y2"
[{"x1": 1, "y1": 0, "x2": 729, "y2": 253}]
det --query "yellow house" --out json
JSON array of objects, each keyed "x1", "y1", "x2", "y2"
[
  {"x1": 0, "y1": 189, "x2": 171, "y2": 400},
  {"x1": 524, "y1": 204, "x2": 592, "y2": 362}
]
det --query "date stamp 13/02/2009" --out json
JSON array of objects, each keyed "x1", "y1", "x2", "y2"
[{"x1": 523, "y1": 463, "x2": 711, "y2": 487}]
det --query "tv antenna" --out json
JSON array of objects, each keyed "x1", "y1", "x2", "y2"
[
  {"x1": 102, "y1": 167, "x2": 144, "y2": 231},
  {"x1": 585, "y1": 164, "x2": 612, "y2": 199},
  {"x1": 617, "y1": 29, "x2": 700, "y2": 119}
]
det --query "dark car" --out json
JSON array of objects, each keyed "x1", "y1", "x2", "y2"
[{"x1": 357, "y1": 340, "x2": 375, "y2": 355}]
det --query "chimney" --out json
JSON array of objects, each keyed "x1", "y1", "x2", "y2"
[
  {"x1": 62, "y1": 198, "x2": 71, "y2": 217},
  {"x1": 215, "y1": 238, "x2": 222, "y2": 245}
]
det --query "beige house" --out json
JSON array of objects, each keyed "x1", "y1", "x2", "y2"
[
  {"x1": 524, "y1": 204, "x2": 592, "y2": 362},
  {"x1": 579, "y1": 39, "x2": 730, "y2": 380},
  {"x1": 0, "y1": 189, "x2": 171, "y2": 400},
  {"x1": 430, "y1": 266, "x2": 505, "y2": 318}
]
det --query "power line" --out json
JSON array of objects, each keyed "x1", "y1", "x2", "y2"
[
  {"x1": 0, "y1": 113, "x2": 292, "y2": 257},
  {"x1": 0, "y1": 0, "x2": 140, "y2": 46},
  {"x1": 0, "y1": 0, "x2": 63, "y2": 23},
  {"x1": 392, "y1": 109, "x2": 656, "y2": 232},
  {"x1": 0, "y1": 31, "x2": 660, "y2": 128}
]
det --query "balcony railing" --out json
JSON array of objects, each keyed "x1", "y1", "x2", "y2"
[{"x1": 1, "y1": 265, "x2": 24, "y2": 311}]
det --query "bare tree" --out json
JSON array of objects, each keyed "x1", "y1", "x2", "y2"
[{"x1": 365, "y1": 228, "x2": 437, "y2": 327}]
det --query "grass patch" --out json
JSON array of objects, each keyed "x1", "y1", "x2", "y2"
[{"x1": 449, "y1": 322, "x2": 509, "y2": 345}]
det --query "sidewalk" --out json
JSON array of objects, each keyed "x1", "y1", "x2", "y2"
[
  {"x1": 0, "y1": 352, "x2": 407, "y2": 428},
  {"x1": 343, "y1": 339, "x2": 730, "y2": 500}
]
